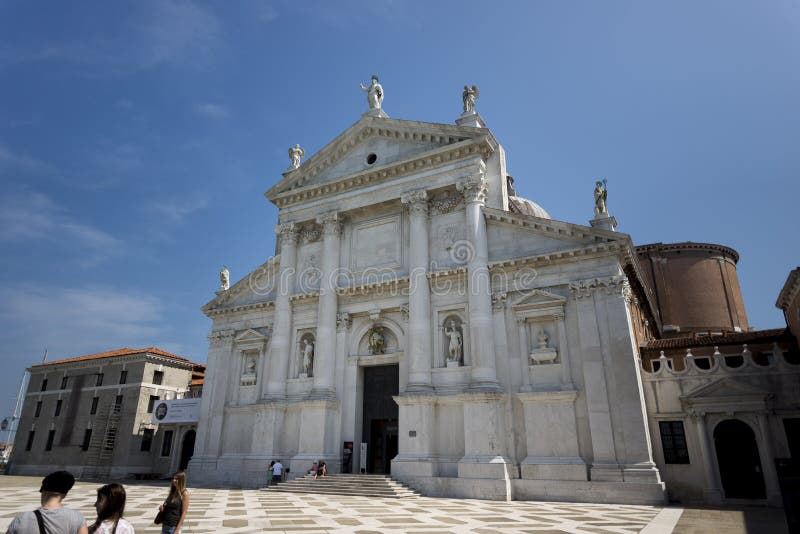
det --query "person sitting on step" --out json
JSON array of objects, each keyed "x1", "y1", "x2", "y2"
[
  {"x1": 314, "y1": 461, "x2": 327, "y2": 479},
  {"x1": 306, "y1": 462, "x2": 318, "y2": 477}
]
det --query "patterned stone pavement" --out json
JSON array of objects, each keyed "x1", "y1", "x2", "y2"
[{"x1": 0, "y1": 476, "x2": 682, "y2": 533}]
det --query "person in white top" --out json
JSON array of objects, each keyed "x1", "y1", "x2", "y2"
[
  {"x1": 272, "y1": 460, "x2": 283, "y2": 483},
  {"x1": 88, "y1": 483, "x2": 134, "y2": 534}
]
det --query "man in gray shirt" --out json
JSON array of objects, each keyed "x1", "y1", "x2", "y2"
[{"x1": 6, "y1": 470, "x2": 88, "y2": 534}]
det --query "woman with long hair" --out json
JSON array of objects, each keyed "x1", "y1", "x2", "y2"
[
  {"x1": 89, "y1": 483, "x2": 133, "y2": 533},
  {"x1": 158, "y1": 471, "x2": 189, "y2": 534}
]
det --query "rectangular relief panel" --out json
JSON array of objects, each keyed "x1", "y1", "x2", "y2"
[{"x1": 350, "y1": 215, "x2": 403, "y2": 272}]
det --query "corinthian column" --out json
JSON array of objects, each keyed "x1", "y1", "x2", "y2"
[
  {"x1": 311, "y1": 212, "x2": 342, "y2": 398},
  {"x1": 457, "y1": 169, "x2": 499, "y2": 390},
  {"x1": 401, "y1": 189, "x2": 433, "y2": 391},
  {"x1": 266, "y1": 222, "x2": 298, "y2": 398}
]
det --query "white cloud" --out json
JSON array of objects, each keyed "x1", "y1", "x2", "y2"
[
  {"x1": 195, "y1": 102, "x2": 231, "y2": 120},
  {"x1": 0, "y1": 144, "x2": 53, "y2": 174},
  {"x1": 0, "y1": 285, "x2": 167, "y2": 361},
  {"x1": 147, "y1": 194, "x2": 208, "y2": 222},
  {"x1": 0, "y1": 191, "x2": 121, "y2": 259},
  {"x1": 0, "y1": 0, "x2": 222, "y2": 75}
]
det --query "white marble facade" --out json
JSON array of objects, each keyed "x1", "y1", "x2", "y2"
[{"x1": 188, "y1": 106, "x2": 666, "y2": 504}]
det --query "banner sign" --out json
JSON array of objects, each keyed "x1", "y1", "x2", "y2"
[{"x1": 151, "y1": 398, "x2": 200, "y2": 424}]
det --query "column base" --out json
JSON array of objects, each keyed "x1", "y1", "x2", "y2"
[
  {"x1": 391, "y1": 456, "x2": 438, "y2": 477},
  {"x1": 458, "y1": 455, "x2": 518, "y2": 479},
  {"x1": 521, "y1": 456, "x2": 587, "y2": 481}
]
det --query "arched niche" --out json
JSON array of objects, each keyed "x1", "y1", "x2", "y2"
[{"x1": 350, "y1": 318, "x2": 404, "y2": 357}]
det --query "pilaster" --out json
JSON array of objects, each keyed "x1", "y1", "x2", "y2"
[
  {"x1": 456, "y1": 167, "x2": 499, "y2": 391},
  {"x1": 311, "y1": 212, "x2": 342, "y2": 398},
  {"x1": 401, "y1": 189, "x2": 434, "y2": 392},
  {"x1": 266, "y1": 223, "x2": 299, "y2": 398}
]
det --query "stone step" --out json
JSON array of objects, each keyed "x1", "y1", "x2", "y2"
[
  {"x1": 266, "y1": 486, "x2": 420, "y2": 498},
  {"x1": 264, "y1": 474, "x2": 420, "y2": 498}
]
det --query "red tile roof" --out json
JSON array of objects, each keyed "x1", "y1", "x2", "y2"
[
  {"x1": 33, "y1": 347, "x2": 193, "y2": 367},
  {"x1": 643, "y1": 328, "x2": 790, "y2": 351}
]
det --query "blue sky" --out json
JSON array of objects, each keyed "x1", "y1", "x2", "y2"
[{"x1": 1, "y1": 0, "x2": 798, "y2": 421}]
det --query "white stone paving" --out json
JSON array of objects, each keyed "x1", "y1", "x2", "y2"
[{"x1": 0, "y1": 476, "x2": 683, "y2": 533}]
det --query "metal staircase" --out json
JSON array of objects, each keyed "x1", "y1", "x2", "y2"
[{"x1": 82, "y1": 402, "x2": 121, "y2": 479}]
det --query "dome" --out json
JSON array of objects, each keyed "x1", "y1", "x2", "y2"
[{"x1": 508, "y1": 195, "x2": 551, "y2": 219}]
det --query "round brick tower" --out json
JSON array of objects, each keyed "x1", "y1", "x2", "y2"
[{"x1": 635, "y1": 242, "x2": 749, "y2": 336}]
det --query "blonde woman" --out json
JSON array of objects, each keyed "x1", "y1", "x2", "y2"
[{"x1": 158, "y1": 471, "x2": 189, "y2": 534}]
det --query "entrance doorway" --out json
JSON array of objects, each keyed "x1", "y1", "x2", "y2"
[
  {"x1": 713, "y1": 419, "x2": 766, "y2": 499},
  {"x1": 361, "y1": 365, "x2": 399, "y2": 474},
  {"x1": 179, "y1": 429, "x2": 196, "y2": 471}
]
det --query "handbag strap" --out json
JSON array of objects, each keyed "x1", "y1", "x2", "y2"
[{"x1": 33, "y1": 510, "x2": 48, "y2": 534}]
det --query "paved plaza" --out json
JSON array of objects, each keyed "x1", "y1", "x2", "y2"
[{"x1": 0, "y1": 476, "x2": 787, "y2": 533}]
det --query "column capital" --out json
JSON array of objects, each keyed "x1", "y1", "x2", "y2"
[
  {"x1": 316, "y1": 212, "x2": 343, "y2": 236},
  {"x1": 275, "y1": 222, "x2": 299, "y2": 245},
  {"x1": 491, "y1": 291, "x2": 507, "y2": 311},
  {"x1": 401, "y1": 189, "x2": 429, "y2": 215},
  {"x1": 336, "y1": 312, "x2": 352, "y2": 331},
  {"x1": 456, "y1": 173, "x2": 488, "y2": 204}
]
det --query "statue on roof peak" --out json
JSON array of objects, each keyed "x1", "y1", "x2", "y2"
[
  {"x1": 462, "y1": 85, "x2": 479, "y2": 114},
  {"x1": 360, "y1": 75, "x2": 384, "y2": 111}
]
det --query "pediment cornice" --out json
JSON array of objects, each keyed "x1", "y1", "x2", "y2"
[
  {"x1": 268, "y1": 138, "x2": 494, "y2": 209},
  {"x1": 266, "y1": 117, "x2": 498, "y2": 208}
]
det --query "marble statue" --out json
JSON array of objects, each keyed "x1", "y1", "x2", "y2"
[
  {"x1": 301, "y1": 338, "x2": 314, "y2": 376},
  {"x1": 219, "y1": 266, "x2": 230, "y2": 291},
  {"x1": 594, "y1": 179, "x2": 608, "y2": 216},
  {"x1": 444, "y1": 320, "x2": 462, "y2": 363},
  {"x1": 288, "y1": 144, "x2": 305, "y2": 169},
  {"x1": 462, "y1": 85, "x2": 479, "y2": 114},
  {"x1": 360, "y1": 75, "x2": 384, "y2": 110},
  {"x1": 537, "y1": 329, "x2": 549, "y2": 349},
  {"x1": 246, "y1": 356, "x2": 257, "y2": 374},
  {"x1": 368, "y1": 327, "x2": 386, "y2": 355}
]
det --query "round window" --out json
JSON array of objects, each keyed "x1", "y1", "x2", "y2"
[{"x1": 366, "y1": 153, "x2": 377, "y2": 165}]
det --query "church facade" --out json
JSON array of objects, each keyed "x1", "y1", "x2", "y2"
[{"x1": 188, "y1": 89, "x2": 668, "y2": 504}]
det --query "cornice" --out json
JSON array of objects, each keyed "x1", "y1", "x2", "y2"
[
  {"x1": 777, "y1": 267, "x2": 800, "y2": 310},
  {"x1": 268, "y1": 138, "x2": 495, "y2": 209},
  {"x1": 29, "y1": 352, "x2": 196, "y2": 373},
  {"x1": 483, "y1": 208, "x2": 618, "y2": 243},
  {"x1": 272, "y1": 117, "x2": 495, "y2": 192},
  {"x1": 337, "y1": 276, "x2": 409, "y2": 297},
  {"x1": 635, "y1": 241, "x2": 740, "y2": 263},
  {"x1": 487, "y1": 242, "x2": 625, "y2": 271},
  {"x1": 205, "y1": 300, "x2": 275, "y2": 318}
]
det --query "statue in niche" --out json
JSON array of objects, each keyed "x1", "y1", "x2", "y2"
[
  {"x1": 301, "y1": 338, "x2": 314, "y2": 376},
  {"x1": 219, "y1": 266, "x2": 230, "y2": 291},
  {"x1": 360, "y1": 75, "x2": 384, "y2": 110},
  {"x1": 594, "y1": 179, "x2": 608, "y2": 216},
  {"x1": 288, "y1": 144, "x2": 305, "y2": 169},
  {"x1": 444, "y1": 320, "x2": 463, "y2": 363},
  {"x1": 462, "y1": 85, "x2": 479, "y2": 114},
  {"x1": 537, "y1": 329, "x2": 549, "y2": 349},
  {"x1": 246, "y1": 356, "x2": 257, "y2": 375},
  {"x1": 368, "y1": 327, "x2": 386, "y2": 355}
]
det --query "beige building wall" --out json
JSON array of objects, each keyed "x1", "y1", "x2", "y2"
[{"x1": 9, "y1": 349, "x2": 200, "y2": 479}]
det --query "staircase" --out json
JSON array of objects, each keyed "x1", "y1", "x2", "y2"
[
  {"x1": 82, "y1": 402, "x2": 121, "y2": 479},
  {"x1": 265, "y1": 473, "x2": 421, "y2": 498}
]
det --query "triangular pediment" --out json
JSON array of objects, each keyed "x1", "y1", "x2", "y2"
[
  {"x1": 235, "y1": 328, "x2": 269, "y2": 342},
  {"x1": 202, "y1": 256, "x2": 280, "y2": 316},
  {"x1": 681, "y1": 378, "x2": 771, "y2": 401},
  {"x1": 485, "y1": 207, "x2": 628, "y2": 263},
  {"x1": 513, "y1": 289, "x2": 567, "y2": 310},
  {"x1": 266, "y1": 116, "x2": 490, "y2": 201}
]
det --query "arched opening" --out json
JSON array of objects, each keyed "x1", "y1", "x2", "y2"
[
  {"x1": 179, "y1": 429, "x2": 196, "y2": 471},
  {"x1": 713, "y1": 419, "x2": 766, "y2": 499}
]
